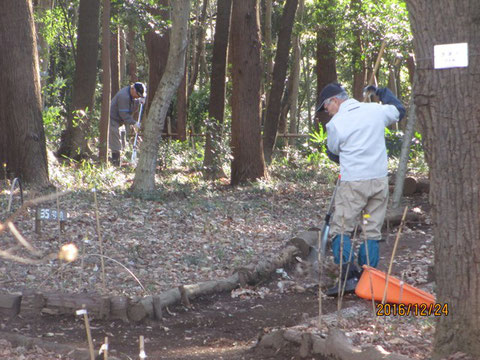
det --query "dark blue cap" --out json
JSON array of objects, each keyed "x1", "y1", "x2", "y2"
[
  {"x1": 316, "y1": 83, "x2": 345, "y2": 112},
  {"x1": 134, "y1": 82, "x2": 147, "y2": 97}
]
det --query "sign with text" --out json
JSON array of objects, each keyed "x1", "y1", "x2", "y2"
[
  {"x1": 36, "y1": 208, "x2": 68, "y2": 221},
  {"x1": 434, "y1": 43, "x2": 468, "y2": 69}
]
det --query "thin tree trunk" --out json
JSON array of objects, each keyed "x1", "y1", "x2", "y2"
[
  {"x1": 34, "y1": 0, "x2": 52, "y2": 106},
  {"x1": 175, "y1": 56, "x2": 188, "y2": 141},
  {"x1": 350, "y1": 0, "x2": 366, "y2": 100},
  {"x1": 132, "y1": 0, "x2": 190, "y2": 193},
  {"x1": 287, "y1": 0, "x2": 304, "y2": 146},
  {"x1": 406, "y1": 1, "x2": 480, "y2": 358},
  {"x1": 262, "y1": 0, "x2": 298, "y2": 164},
  {"x1": 58, "y1": 0, "x2": 100, "y2": 159},
  {"x1": 264, "y1": 0, "x2": 274, "y2": 112},
  {"x1": 145, "y1": 0, "x2": 170, "y2": 113},
  {"x1": 119, "y1": 27, "x2": 126, "y2": 84},
  {"x1": 230, "y1": 0, "x2": 266, "y2": 185},
  {"x1": 99, "y1": 0, "x2": 111, "y2": 163},
  {"x1": 315, "y1": 0, "x2": 337, "y2": 131},
  {"x1": 392, "y1": 82, "x2": 416, "y2": 209},
  {"x1": 0, "y1": 0, "x2": 49, "y2": 185},
  {"x1": 203, "y1": 0, "x2": 232, "y2": 180},
  {"x1": 127, "y1": 24, "x2": 137, "y2": 83},
  {"x1": 110, "y1": 26, "x2": 120, "y2": 98},
  {"x1": 188, "y1": 0, "x2": 209, "y2": 97}
]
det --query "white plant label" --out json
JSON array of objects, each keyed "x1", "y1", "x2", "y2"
[{"x1": 434, "y1": 43, "x2": 468, "y2": 69}]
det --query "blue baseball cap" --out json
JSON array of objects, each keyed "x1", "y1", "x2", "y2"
[{"x1": 316, "y1": 83, "x2": 345, "y2": 112}]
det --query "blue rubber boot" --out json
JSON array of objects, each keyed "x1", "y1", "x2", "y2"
[
  {"x1": 331, "y1": 234, "x2": 353, "y2": 265},
  {"x1": 358, "y1": 239, "x2": 379, "y2": 268}
]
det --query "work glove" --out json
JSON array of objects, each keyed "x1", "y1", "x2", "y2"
[
  {"x1": 138, "y1": 97, "x2": 146, "y2": 105},
  {"x1": 363, "y1": 85, "x2": 378, "y2": 99}
]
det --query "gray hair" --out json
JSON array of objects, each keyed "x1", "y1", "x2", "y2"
[{"x1": 332, "y1": 91, "x2": 349, "y2": 101}]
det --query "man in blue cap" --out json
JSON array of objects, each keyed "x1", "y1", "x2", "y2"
[
  {"x1": 109, "y1": 82, "x2": 147, "y2": 166},
  {"x1": 317, "y1": 83, "x2": 405, "y2": 296}
]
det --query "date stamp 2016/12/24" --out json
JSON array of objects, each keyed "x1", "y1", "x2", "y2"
[{"x1": 376, "y1": 303, "x2": 449, "y2": 317}]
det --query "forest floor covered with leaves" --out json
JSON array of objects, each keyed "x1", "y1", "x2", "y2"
[{"x1": 0, "y1": 151, "x2": 454, "y2": 360}]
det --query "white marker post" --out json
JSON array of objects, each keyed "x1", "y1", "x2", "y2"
[
  {"x1": 139, "y1": 335, "x2": 147, "y2": 359},
  {"x1": 76, "y1": 306, "x2": 95, "y2": 360}
]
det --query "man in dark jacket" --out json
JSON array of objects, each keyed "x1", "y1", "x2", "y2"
[{"x1": 109, "y1": 82, "x2": 146, "y2": 166}]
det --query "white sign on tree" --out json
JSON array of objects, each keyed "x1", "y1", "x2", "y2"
[{"x1": 434, "y1": 43, "x2": 468, "y2": 69}]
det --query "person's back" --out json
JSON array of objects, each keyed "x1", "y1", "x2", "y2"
[
  {"x1": 326, "y1": 99, "x2": 399, "y2": 181},
  {"x1": 110, "y1": 86, "x2": 135, "y2": 126}
]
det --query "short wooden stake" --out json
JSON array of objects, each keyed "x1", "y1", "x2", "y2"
[
  {"x1": 76, "y1": 305, "x2": 95, "y2": 360},
  {"x1": 100, "y1": 336, "x2": 108, "y2": 360},
  {"x1": 317, "y1": 231, "x2": 323, "y2": 330},
  {"x1": 93, "y1": 188, "x2": 106, "y2": 291},
  {"x1": 139, "y1": 335, "x2": 146, "y2": 359}
]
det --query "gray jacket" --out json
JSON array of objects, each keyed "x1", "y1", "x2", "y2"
[{"x1": 110, "y1": 86, "x2": 139, "y2": 126}]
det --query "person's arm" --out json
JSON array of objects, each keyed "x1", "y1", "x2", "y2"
[
  {"x1": 326, "y1": 123, "x2": 340, "y2": 164},
  {"x1": 364, "y1": 86, "x2": 406, "y2": 121},
  {"x1": 326, "y1": 148, "x2": 340, "y2": 164}
]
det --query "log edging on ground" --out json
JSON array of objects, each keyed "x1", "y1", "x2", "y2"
[{"x1": 2, "y1": 232, "x2": 312, "y2": 324}]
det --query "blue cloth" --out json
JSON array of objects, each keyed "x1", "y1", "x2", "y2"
[
  {"x1": 358, "y1": 239, "x2": 379, "y2": 268},
  {"x1": 332, "y1": 234, "x2": 379, "y2": 268},
  {"x1": 376, "y1": 87, "x2": 406, "y2": 121}
]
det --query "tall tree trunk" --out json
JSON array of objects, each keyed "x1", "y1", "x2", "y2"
[
  {"x1": 110, "y1": 26, "x2": 120, "y2": 98},
  {"x1": 188, "y1": 0, "x2": 209, "y2": 97},
  {"x1": 203, "y1": 0, "x2": 232, "y2": 180},
  {"x1": 315, "y1": 0, "x2": 337, "y2": 131},
  {"x1": 132, "y1": 0, "x2": 190, "y2": 193},
  {"x1": 263, "y1": 0, "x2": 274, "y2": 113},
  {"x1": 175, "y1": 56, "x2": 188, "y2": 141},
  {"x1": 0, "y1": 0, "x2": 49, "y2": 186},
  {"x1": 145, "y1": 0, "x2": 170, "y2": 113},
  {"x1": 126, "y1": 24, "x2": 137, "y2": 83},
  {"x1": 99, "y1": 0, "x2": 111, "y2": 163},
  {"x1": 230, "y1": 0, "x2": 266, "y2": 185},
  {"x1": 287, "y1": 0, "x2": 304, "y2": 145},
  {"x1": 406, "y1": 1, "x2": 480, "y2": 358},
  {"x1": 34, "y1": 0, "x2": 52, "y2": 106},
  {"x1": 119, "y1": 27, "x2": 126, "y2": 84},
  {"x1": 262, "y1": 0, "x2": 298, "y2": 164},
  {"x1": 58, "y1": 0, "x2": 100, "y2": 159},
  {"x1": 350, "y1": 0, "x2": 366, "y2": 101}
]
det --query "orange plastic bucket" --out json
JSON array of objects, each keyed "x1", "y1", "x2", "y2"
[{"x1": 355, "y1": 265, "x2": 435, "y2": 305}]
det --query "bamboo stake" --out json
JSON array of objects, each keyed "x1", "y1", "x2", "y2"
[
  {"x1": 139, "y1": 335, "x2": 147, "y2": 359},
  {"x1": 363, "y1": 39, "x2": 387, "y2": 102},
  {"x1": 373, "y1": 206, "x2": 408, "y2": 339},
  {"x1": 77, "y1": 305, "x2": 95, "y2": 360},
  {"x1": 101, "y1": 337, "x2": 109, "y2": 360},
  {"x1": 381, "y1": 206, "x2": 408, "y2": 305},
  {"x1": 339, "y1": 225, "x2": 359, "y2": 305},
  {"x1": 360, "y1": 213, "x2": 377, "y2": 318},
  {"x1": 93, "y1": 188, "x2": 106, "y2": 291},
  {"x1": 317, "y1": 231, "x2": 323, "y2": 330},
  {"x1": 336, "y1": 220, "x2": 345, "y2": 322},
  {"x1": 368, "y1": 40, "x2": 387, "y2": 86}
]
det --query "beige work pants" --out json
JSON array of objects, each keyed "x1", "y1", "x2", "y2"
[{"x1": 329, "y1": 177, "x2": 389, "y2": 240}]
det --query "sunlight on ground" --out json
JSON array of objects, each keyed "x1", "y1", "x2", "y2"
[{"x1": 159, "y1": 342, "x2": 250, "y2": 358}]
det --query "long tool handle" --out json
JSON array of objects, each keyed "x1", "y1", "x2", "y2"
[
  {"x1": 131, "y1": 103, "x2": 144, "y2": 163},
  {"x1": 320, "y1": 175, "x2": 341, "y2": 256}
]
